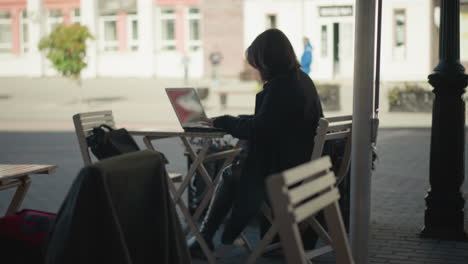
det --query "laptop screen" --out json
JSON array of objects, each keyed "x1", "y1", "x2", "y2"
[{"x1": 166, "y1": 88, "x2": 208, "y2": 126}]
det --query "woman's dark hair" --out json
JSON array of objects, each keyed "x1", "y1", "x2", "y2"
[{"x1": 246, "y1": 29, "x2": 300, "y2": 82}]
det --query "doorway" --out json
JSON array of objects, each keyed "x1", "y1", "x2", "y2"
[{"x1": 333, "y1": 22, "x2": 340, "y2": 78}]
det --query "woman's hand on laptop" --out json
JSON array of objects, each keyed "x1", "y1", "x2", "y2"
[{"x1": 199, "y1": 117, "x2": 214, "y2": 127}]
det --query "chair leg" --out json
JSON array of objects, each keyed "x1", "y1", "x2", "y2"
[
  {"x1": 245, "y1": 221, "x2": 279, "y2": 264},
  {"x1": 176, "y1": 191, "x2": 217, "y2": 264},
  {"x1": 306, "y1": 216, "x2": 332, "y2": 244},
  {"x1": 323, "y1": 202, "x2": 354, "y2": 264},
  {"x1": 6, "y1": 176, "x2": 31, "y2": 216},
  {"x1": 240, "y1": 232, "x2": 253, "y2": 252}
]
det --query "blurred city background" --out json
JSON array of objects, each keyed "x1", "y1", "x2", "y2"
[
  {"x1": 1, "y1": 1, "x2": 468, "y2": 263},
  {"x1": 0, "y1": 0, "x2": 466, "y2": 130}
]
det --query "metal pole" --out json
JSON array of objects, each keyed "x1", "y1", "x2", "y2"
[
  {"x1": 350, "y1": 0, "x2": 376, "y2": 263},
  {"x1": 421, "y1": 0, "x2": 467, "y2": 241}
]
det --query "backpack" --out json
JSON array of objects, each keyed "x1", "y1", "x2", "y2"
[{"x1": 86, "y1": 125, "x2": 140, "y2": 160}]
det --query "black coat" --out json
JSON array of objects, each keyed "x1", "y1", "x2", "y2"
[
  {"x1": 46, "y1": 150, "x2": 190, "y2": 264},
  {"x1": 213, "y1": 70, "x2": 323, "y2": 242}
]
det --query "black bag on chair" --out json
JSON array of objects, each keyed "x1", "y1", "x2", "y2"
[{"x1": 86, "y1": 125, "x2": 140, "y2": 160}]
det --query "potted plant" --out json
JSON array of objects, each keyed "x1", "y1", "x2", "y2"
[
  {"x1": 388, "y1": 83, "x2": 434, "y2": 112},
  {"x1": 38, "y1": 23, "x2": 94, "y2": 106},
  {"x1": 316, "y1": 83, "x2": 340, "y2": 111}
]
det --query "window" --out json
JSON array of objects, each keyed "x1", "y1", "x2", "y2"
[
  {"x1": 160, "y1": 8, "x2": 176, "y2": 51},
  {"x1": 128, "y1": 13, "x2": 138, "y2": 51},
  {"x1": 21, "y1": 11, "x2": 29, "y2": 53},
  {"x1": 187, "y1": 7, "x2": 201, "y2": 51},
  {"x1": 321, "y1": 25, "x2": 328, "y2": 57},
  {"x1": 100, "y1": 14, "x2": 118, "y2": 51},
  {"x1": 72, "y1": 8, "x2": 80, "y2": 24},
  {"x1": 47, "y1": 9, "x2": 63, "y2": 33},
  {"x1": 0, "y1": 11, "x2": 11, "y2": 53},
  {"x1": 393, "y1": 9, "x2": 406, "y2": 59},
  {"x1": 266, "y1": 14, "x2": 277, "y2": 29}
]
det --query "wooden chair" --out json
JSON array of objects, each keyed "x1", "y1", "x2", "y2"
[
  {"x1": 72, "y1": 110, "x2": 182, "y2": 182},
  {"x1": 311, "y1": 115, "x2": 352, "y2": 186},
  {"x1": 266, "y1": 156, "x2": 354, "y2": 264},
  {"x1": 246, "y1": 115, "x2": 352, "y2": 263}
]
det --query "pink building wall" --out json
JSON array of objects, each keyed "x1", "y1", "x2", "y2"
[
  {"x1": 10, "y1": 8, "x2": 20, "y2": 55},
  {"x1": 117, "y1": 12, "x2": 128, "y2": 52},
  {"x1": 0, "y1": 0, "x2": 79, "y2": 55},
  {"x1": 0, "y1": 0, "x2": 26, "y2": 55}
]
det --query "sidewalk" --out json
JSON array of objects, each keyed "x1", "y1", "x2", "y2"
[
  {"x1": 0, "y1": 77, "x2": 459, "y2": 131},
  {"x1": 0, "y1": 129, "x2": 467, "y2": 263}
]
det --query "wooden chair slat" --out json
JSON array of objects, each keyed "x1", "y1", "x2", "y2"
[
  {"x1": 288, "y1": 172, "x2": 336, "y2": 205},
  {"x1": 77, "y1": 110, "x2": 113, "y2": 118},
  {"x1": 82, "y1": 120, "x2": 116, "y2": 130},
  {"x1": 326, "y1": 123, "x2": 352, "y2": 132},
  {"x1": 294, "y1": 188, "x2": 340, "y2": 223},
  {"x1": 80, "y1": 116, "x2": 114, "y2": 124},
  {"x1": 324, "y1": 115, "x2": 352, "y2": 123},
  {"x1": 83, "y1": 130, "x2": 93, "y2": 137},
  {"x1": 282, "y1": 156, "x2": 332, "y2": 186},
  {"x1": 323, "y1": 130, "x2": 352, "y2": 141}
]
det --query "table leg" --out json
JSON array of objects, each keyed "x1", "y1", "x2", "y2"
[
  {"x1": 175, "y1": 136, "x2": 250, "y2": 259},
  {"x1": 5, "y1": 176, "x2": 31, "y2": 216},
  {"x1": 175, "y1": 138, "x2": 212, "y2": 203},
  {"x1": 175, "y1": 190, "x2": 217, "y2": 264}
]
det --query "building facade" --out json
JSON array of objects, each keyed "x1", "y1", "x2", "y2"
[
  {"x1": 244, "y1": 0, "x2": 450, "y2": 82},
  {"x1": 0, "y1": 0, "x2": 213, "y2": 78},
  {"x1": 0, "y1": 0, "x2": 466, "y2": 81}
]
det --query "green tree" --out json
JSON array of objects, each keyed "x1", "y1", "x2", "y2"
[{"x1": 38, "y1": 23, "x2": 94, "y2": 80}]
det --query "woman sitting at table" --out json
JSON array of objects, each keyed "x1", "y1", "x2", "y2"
[{"x1": 189, "y1": 28, "x2": 324, "y2": 257}]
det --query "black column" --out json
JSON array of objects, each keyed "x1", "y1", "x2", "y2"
[{"x1": 421, "y1": 0, "x2": 468, "y2": 241}]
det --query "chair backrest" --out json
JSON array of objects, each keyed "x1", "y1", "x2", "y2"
[
  {"x1": 266, "y1": 156, "x2": 353, "y2": 264},
  {"x1": 73, "y1": 110, "x2": 116, "y2": 166},
  {"x1": 312, "y1": 115, "x2": 352, "y2": 186}
]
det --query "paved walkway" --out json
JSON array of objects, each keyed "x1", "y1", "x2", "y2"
[
  {"x1": 0, "y1": 129, "x2": 467, "y2": 263},
  {"x1": 1, "y1": 77, "x2": 463, "y2": 131}
]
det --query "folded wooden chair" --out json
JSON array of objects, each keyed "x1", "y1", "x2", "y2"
[{"x1": 267, "y1": 156, "x2": 354, "y2": 264}]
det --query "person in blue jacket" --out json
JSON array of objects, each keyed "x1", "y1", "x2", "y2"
[{"x1": 301, "y1": 37, "x2": 313, "y2": 74}]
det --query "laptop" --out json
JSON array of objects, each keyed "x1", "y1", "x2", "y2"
[{"x1": 165, "y1": 88, "x2": 226, "y2": 133}]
